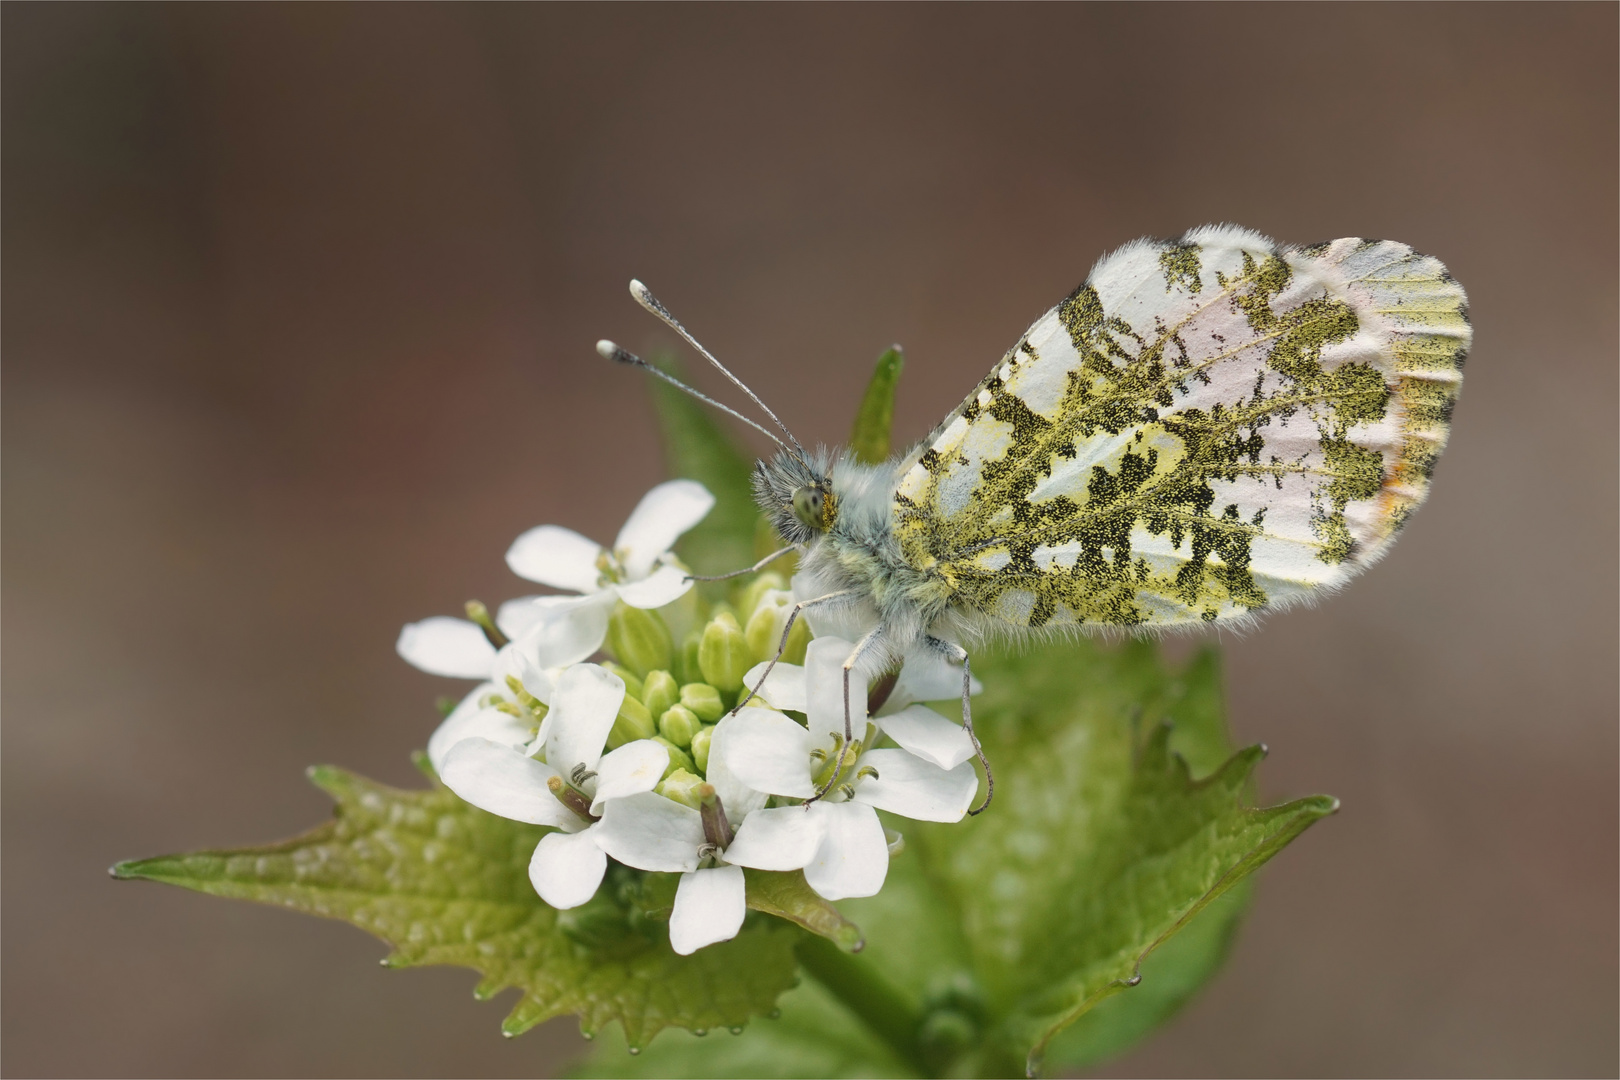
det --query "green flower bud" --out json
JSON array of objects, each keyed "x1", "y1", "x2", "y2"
[
  {"x1": 641, "y1": 669, "x2": 680, "y2": 720},
  {"x1": 736, "y1": 572, "x2": 787, "y2": 622},
  {"x1": 679, "y1": 683, "x2": 725, "y2": 723},
  {"x1": 606, "y1": 602, "x2": 673, "y2": 678},
  {"x1": 656, "y1": 575, "x2": 704, "y2": 643},
  {"x1": 782, "y1": 609, "x2": 809, "y2": 666},
  {"x1": 675, "y1": 630, "x2": 704, "y2": 686},
  {"x1": 699, "y1": 612, "x2": 750, "y2": 694},
  {"x1": 601, "y1": 662, "x2": 644, "y2": 702},
  {"x1": 656, "y1": 768, "x2": 706, "y2": 810},
  {"x1": 658, "y1": 704, "x2": 701, "y2": 748},
  {"x1": 464, "y1": 599, "x2": 510, "y2": 648},
  {"x1": 689, "y1": 724, "x2": 715, "y2": 773},
  {"x1": 653, "y1": 736, "x2": 696, "y2": 778},
  {"x1": 744, "y1": 600, "x2": 784, "y2": 665},
  {"x1": 605, "y1": 693, "x2": 656, "y2": 750}
]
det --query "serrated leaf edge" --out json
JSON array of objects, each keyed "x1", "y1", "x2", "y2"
[{"x1": 1017, "y1": 750, "x2": 1339, "y2": 1077}]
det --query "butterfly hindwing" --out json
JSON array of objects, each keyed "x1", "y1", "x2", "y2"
[{"x1": 892, "y1": 225, "x2": 1468, "y2": 631}]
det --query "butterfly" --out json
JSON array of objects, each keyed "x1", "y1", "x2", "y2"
[{"x1": 598, "y1": 224, "x2": 1469, "y2": 812}]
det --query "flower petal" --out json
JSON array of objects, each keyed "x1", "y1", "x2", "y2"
[
  {"x1": 614, "y1": 480, "x2": 715, "y2": 580},
  {"x1": 426, "y1": 685, "x2": 533, "y2": 773},
  {"x1": 544, "y1": 663, "x2": 624, "y2": 773},
  {"x1": 669, "y1": 864, "x2": 747, "y2": 955},
  {"x1": 723, "y1": 805, "x2": 825, "y2": 871},
  {"x1": 616, "y1": 563, "x2": 693, "y2": 609},
  {"x1": 705, "y1": 716, "x2": 770, "y2": 821},
  {"x1": 590, "y1": 739, "x2": 669, "y2": 813},
  {"x1": 851, "y1": 748, "x2": 978, "y2": 822},
  {"x1": 741, "y1": 661, "x2": 806, "y2": 713},
  {"x1": 440, "y1": 738, "x2": 580, "y2": 830},
  {"x1": 506, "y1": 525, "x2": 604, "y2": 592},
  {"x1": 804, "y1": 801, "x2": 889, "y2": 900},
  {"x1": 805, "y1": 637, "x2": 868, "y2": 744},
  {"x1": 714, "y1": 710, "x2": 816, "y2": 799},
  {"x1": 888, "y1": 649, "x2": 979, "y2": 711},
  {"x1": 528, "y1": 830, "x2": 607, "y2": 909},
  {"x1": 494, "y1": 596, "x2": 545, "y2": 640},
  {"x1": 396, "y1": 617, "x2": 496, "y2": 679},
  {"x1": 877, "y1": 704, "x2": 977, "y2": 770},
  {"x1": 518, "y1": 593, "x2": 614, "y2": 669},
  {"x1": 592, "y1": 791, "x2": 705, "y2": 872},
  {"x1": 491, "y1": 642, "x2": 555, "y2": 703}
]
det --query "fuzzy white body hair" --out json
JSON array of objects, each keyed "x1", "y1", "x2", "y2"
[{"x1": 783, "y1": 449, "x2": 962, "y2": 679}]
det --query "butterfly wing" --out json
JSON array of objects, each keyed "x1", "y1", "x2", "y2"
[{"x1": 892, "y1": 225, "x2": 1469, "y2": 631}]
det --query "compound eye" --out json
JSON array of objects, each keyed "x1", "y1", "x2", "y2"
[{"x1": 791, "y1": 486, "x2": 825, "y2": 529}]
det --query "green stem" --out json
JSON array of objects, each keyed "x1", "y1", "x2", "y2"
[{"x1": 795, "y1": 935, "x2": 929, "y2": 1075}]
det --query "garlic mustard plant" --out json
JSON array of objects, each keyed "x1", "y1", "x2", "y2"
[{"x1": 115, "y1": 345, "x2": 1337, "y2": 1076}]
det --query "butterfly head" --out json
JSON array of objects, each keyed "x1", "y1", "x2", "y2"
[{"x1": 753, "y1": 447, "x2": 837, "y2": 545}]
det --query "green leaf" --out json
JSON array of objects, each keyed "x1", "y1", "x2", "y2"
[
  {"x1": 830, "y1": 639, "x2": 1337, "y2": 1075},
  {"x1": 848, "y1": 346, "x2": 904, "y2": 465},
  {"x1": 111, "y1": 766, "x2": 800, "y2": 1051},
  {"x1": 1040, "y1": 880, "x2": 1251, "y2": 1068},
  {"x1": 569, "y1": 977, "x2": 918, "y2": 1079},
  {"x1": 648, "y1": 356, "x2": 759, "y2": 578},
  {"x1": 745, "y1": 869, "x2": 864, "y2": 953}
]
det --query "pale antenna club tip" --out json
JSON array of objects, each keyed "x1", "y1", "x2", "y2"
[{"x1": 596, "y1": 339, "x2": 621, "y2": 360}]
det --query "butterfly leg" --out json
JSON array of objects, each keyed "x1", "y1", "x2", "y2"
[
  {"x1": 730, "y1": 589, "x2": 858, "y2": 715},
  {"x1": 804, "y1": 626, "x2": 887, "y2": 809},
  {"x1": 923, "y1": 635, "x2": 993, "y2": 816},
  {"x1": 684, "y1": 545, "x2": 797, "y2": 583}
]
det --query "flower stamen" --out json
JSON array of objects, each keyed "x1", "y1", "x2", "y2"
[
  {"x1": 545, "y1": 775, "x2": 600, "y2": 823},
  {"x1": 697, "y1": 784, "x2": 735, "y2": 849}
]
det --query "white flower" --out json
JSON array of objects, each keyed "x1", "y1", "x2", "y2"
[
  {"x1": 719, "y1": 638, "x2": 980, "y2": 901},
  {"x1": 580, "y1": 715, "x2": 771, "y2": 955},
  {"x1": 590, "y1": 791, "x2": 748, "y2": 956},
  {"x1": 438, "y1": 663, "x2": 669, "y2": 910},
  {"x1": 742, "y1": 638, "x2": 981, "y2": 771},
  {"x1": 502, "y1": 479, "x2": 715, "y2": 658},
  {"x1": 399, "y1": 611, "x2": 591, "y2": 773}
]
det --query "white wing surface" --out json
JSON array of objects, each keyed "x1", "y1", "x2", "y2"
[{"x1": 892, "y1": 225, "x2": 1468, "y2": 631}]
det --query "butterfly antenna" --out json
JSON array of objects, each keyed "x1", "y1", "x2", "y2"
[
  {"x1": 628, "y1": 280, "x2": 807, "y2": 457},
  {"x1": 595, "y1": 341, "x2": 792, "y2": 452}
]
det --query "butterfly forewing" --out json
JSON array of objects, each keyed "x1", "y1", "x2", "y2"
[{"x1": 893, "y1": 225, "x2": 1468, "y2": 631}]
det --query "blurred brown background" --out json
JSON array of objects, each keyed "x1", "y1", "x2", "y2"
[{"x1": 4, "y1": 3, "x2": 1616, "y2": 1077}]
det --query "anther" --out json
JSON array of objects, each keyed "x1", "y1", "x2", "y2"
[
  {"x1": 570, "y1": 763, "x2": 597, "y2": 787},
  {"x1": 856, "y1": 766, "x2": 879, "y2": 781}
]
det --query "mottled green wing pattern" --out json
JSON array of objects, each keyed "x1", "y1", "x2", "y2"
[{"x1": 893, "y1": 225, "x2": 1468, "y2": 630}]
